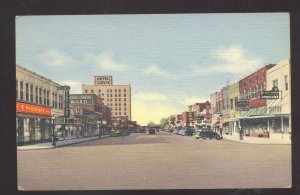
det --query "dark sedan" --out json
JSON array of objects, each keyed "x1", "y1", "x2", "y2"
[
  {"x1": 148, "y1": 128, "x2": 156, "y2": 135},
  {"x1": 196, "y1": 130, "x2": 222, "y2": 140}
]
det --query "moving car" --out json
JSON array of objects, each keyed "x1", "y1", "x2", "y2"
[
  {"x1": 148, "y1": 128, "x2": 156, "y2": 135},
  {"x1": 196, "y1": 130, "x2": 223, "y2": 140}
]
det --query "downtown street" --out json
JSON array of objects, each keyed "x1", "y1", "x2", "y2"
[{"x1": 17, "y1": 132, "x2": 291, "y2": 190}]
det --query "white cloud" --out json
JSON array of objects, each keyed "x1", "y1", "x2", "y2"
[
  {"x1": 193, "y1": 46, "x2": 263, "y2": 75},
  {"x1": 56, "y1": 80, "x2": 82, "y2": 94},
  {"x1": 88, "y1": 51, "x2": 131, "y2": 71},
  {"x1": 133, "y1": 92, "x2": 167, "y2": 101},
  {"x1": 144, "y1": 64, "x2": 173, "y2": 78},
  {"x1": 182, "y1": 96, "x2": 207, "y2": 106},
  {"x1": 38, "y1": 49, "x2": 76, "y2": 67}
]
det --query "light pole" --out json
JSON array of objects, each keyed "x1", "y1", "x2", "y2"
[{"x1": 52, "y1": 115, "x2": 56, "y2": 146}]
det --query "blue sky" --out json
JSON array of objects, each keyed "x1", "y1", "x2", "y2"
[{"x1": 16, "y1": 13, "x2": 290, "y2": 125}]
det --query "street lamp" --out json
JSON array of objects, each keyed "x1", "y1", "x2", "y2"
[{"x1": 52, "y1": 115, "x2": 56, "y2": 146}]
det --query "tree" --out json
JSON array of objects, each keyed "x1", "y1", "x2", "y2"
[
  {"x1": 160, "y1": 118, "x2": 168, "y2": 129},
  {"x1": 148, "y1": 121, "x2": 155, "y2": 127}
]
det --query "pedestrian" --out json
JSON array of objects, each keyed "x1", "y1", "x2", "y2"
[
  {"x1": 239, "y1": 127, "x2": 243, "y2": 140},
  {"x1": 220, "y1": 127, "x2": 223, "y2": 137}
]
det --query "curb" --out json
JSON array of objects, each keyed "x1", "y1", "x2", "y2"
[
  {"x1": 222, "y1": 137, "x2": 291, "y2": 145},
  {"x1": 17, "y1": 135, "x2": 111, "y2": 151}
]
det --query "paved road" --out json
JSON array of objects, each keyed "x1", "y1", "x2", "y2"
[{"x1": 17, "y1": 132, "x2": 291, "y2": 190}]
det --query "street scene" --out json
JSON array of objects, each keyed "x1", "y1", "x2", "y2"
[
  {"x1": 18, "y1": 132, "x2": 291, "y2": 190},
  {"x1": 16, "y1": 13, "x2": 291, "y2": 190}
]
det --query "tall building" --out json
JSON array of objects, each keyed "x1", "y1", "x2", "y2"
[{"x1": 82, "y1": 76, "x2": 131, "y2": 124}]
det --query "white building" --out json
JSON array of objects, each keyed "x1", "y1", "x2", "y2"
[
  {"x1": 16, "y1": 64, "x2": 66, "y2": 145},
  {"x1": 266, "y1": 59, "x2": 291, "y2": 138}
]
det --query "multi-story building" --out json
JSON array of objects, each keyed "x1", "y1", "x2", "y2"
[
  {"x1": 181, "y1": 111, "x2": 194, "y2": 127},
  {"x1": 82, "y1": 76, "x2": 131, "y2": 125},
  {"x1": 175, "y1": 114, "x2": 182, "y2": 128},
  {"x1": 227, "y1": 81, "x2": 240, "y2": 134},
  {"x1": 266, "y1": 59, "x2": 291, "y2": 139},
  {"x1": 16, "y1": 64, "x2": 66, "y2": 145},
  {"x1": 238, "y1": 64, "x2": 276, "y2": 136}
]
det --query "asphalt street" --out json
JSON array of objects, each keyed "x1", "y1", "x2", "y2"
[{"x1": 17, "y1": 132, "x2": 291, "y2": 190}]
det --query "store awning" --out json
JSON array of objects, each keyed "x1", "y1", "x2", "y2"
[
  {"x1": 16, "y1": 113, "x2": 52, "y2": 119},
  {"x1": 235, "y1": 115, "x2": 275, "y2": 120}
]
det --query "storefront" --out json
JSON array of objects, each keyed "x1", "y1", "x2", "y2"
[{"x1": 16, "y1": 101, "x2": 52, "y2": 145}]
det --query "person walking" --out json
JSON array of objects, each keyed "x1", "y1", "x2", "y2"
[{"x1": 239, "y1": 127, "x2": 243, "y2": 140}]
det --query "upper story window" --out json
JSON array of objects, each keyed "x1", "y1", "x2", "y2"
[
  {"x1": 285, "y1": 75, "x2": 288, "y2": 91},
  {"x1": 20, "y1": 81, "x2": 24, "y2": 100},
  {"x1": 91, "y1": 89, "x2": 94, "y2": 93},
  {"x1": 252, "y1": 88, "x2": 256, "y2": 99},
  {"x1": 273, "y1": 79, "x2": 278, "y2": 87},
  {"x1": 47, "y1": 90, "x2": 50, "y2": 106},
  {"x1": 16, "y1": 80, "x2": 18, "y2": 99},
  {"x1": 115, "y1": 89, "x2": 117, "y2": 92},
  {"x1": 25, "y1": 83, "x2": 29, "y2": 101},
  {"x1": 30, "y1": 84, "x2": 33, "y2": 102},
  {"x1": 36, "y1": 87, "x2": 38, "y2": 103},
  {"x1": 43, "y1": 89, "x2": 46, "y2": 105},
  {"x1": 124, "y1": 89, "x2": 126, "y2": 92},
  {"x1": 39, "y1": 88, "x2": 42, "y2": 104}
]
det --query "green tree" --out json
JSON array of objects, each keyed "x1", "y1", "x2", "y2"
[
  {"x1": 160, "y1": 118, "x2": 168, "y2": 129},
  {"x1": 148, "y1": 121, "x2": 155, "y2": 127}
]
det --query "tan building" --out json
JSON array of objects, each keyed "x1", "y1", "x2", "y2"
[
  {"x1": 16, "y1": 64, "x2": 66, "y2": 145},
  {"x1": 82, "y1": 76, "x2": 131, "y2": 122}
]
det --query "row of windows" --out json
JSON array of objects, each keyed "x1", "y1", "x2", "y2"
[
  {"x1": 106, "y1": 94, "x2": 127, "y2": 97},
  {"x1": 112, "y1": 107, "x2": 127, "y2": 111},
  {"x1": 106, "y1": 98, "x2": 127, "y2": 102},
  {"x1": 273, "y1": 76, "x2": 288, "y2": 91},
  {"x1": 85, "y1": 88, "x2": 127, "y2": 93},
  {"x1": 106, "y1": 103, "x2": 127, "y2": 106},
  {"x1": 16, "y1": 79, "x2": 63, "y2": 109},
  {"x1": 112, "y1": 112, "x2": 127, "y2": 116}
]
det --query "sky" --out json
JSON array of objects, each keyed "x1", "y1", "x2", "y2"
[{"x1": 16, "y1": 13, "x2": 290, "y2": 125}]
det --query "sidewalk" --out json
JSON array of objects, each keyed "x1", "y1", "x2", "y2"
[
  {"x1": 222, "y1": 133, "x2": 291, "y2": 145},
  {"x1": 17, "y1": 135, "x2": 111, "y2": 150}
]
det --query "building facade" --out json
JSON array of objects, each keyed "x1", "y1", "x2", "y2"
[
  {"x1": 82, "y1": 76, "x2": 131, "y2": 124},
  {"x1": 16, "y1": 65, "x2": 65, "y2": 145},
  {"x1": 266, "y1": 59, "x2": 291, "y2": 139},
  {"x1": 181, "y1": 111, "x2": 194, "y2": 127}
]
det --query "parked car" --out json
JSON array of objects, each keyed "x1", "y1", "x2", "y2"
[
  {"x1": 148, "y1": 128, "x2": 156, "y2": 134},
  {"x1": 173, "y1": 129, "x2": 180, "y2": 134},
  {"x1": 196, "y1": 130, "x2": 222, "y2": 140}
]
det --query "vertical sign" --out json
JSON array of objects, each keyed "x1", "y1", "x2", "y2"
[{"x1": 59, "y1": 85, "x2": 70, "y2": 117}]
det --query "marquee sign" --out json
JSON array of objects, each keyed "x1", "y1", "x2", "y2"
[
  {"x1": 70, "y1": 94, "x2": 94, "y2": 104},
  {"x1": 260, "y1": 86, "x2": 280, "y2": 99},
  {"x1": 16, "y1": 102, "x2": 52, "y2": 116}
]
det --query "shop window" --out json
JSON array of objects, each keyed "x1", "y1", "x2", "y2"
[
  {"x1": 30, "y1": 84, "x2": 34, "y2": 102},
  {"x1": 25, "y1": 83, "x2": 29, "y2": 101}
]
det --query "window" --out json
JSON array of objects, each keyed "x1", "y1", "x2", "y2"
[
  {"x1": 124, "y1": 113, "x2": 127, "y2": 115},
  {"x1": 107, "y1": 89, "x2": 109, "y2": 92},
  {"x1": 110, "y1": 89, "x2": 112, "y2": 92},
  {"x1": 119, "y1": 103, "x2": 121, "y2": 106},
  {"x1": 44, "y1": 89, "x2": 46, "y2": 105},
  {"x1": 115, "y1": 108, "x2": 117, "y2": 111},
  {"x1": 91, "y1": 89, "x2": 94, "y2": 93},
  {"x1": 115, "y1": 89, "x2": 117, "y2": 92},
  {"x1": 119, "y1": 107, "x2": 121, "y2": 110},
  {"x1": 115, "y1": 98, "x2": 117, "y2": 101},
  {"x1": 124, "y1": 94, "x2": 126, "y2": 97},
  {"x1": 124, "y1": 107, "x2": 126, "y2": 111},
  {"x1": 25, "y1": 83, "x2": 29, "y2": 101},
  {"x1": 85, "y1": 89, "x2": 88, "y2": 93},
  {"x1": 30, "y1": 85, "x2": 33, "y2": 102},
  {"x1": 16, "y1": 80, "x2": 18, "y2": 99},
  {"x1": 102, "y1": 93, "x2": 104, "y2": 96},
  {"x1": 54, "y1": 94, "x2": 57, "y2": 108},
  {"x1": 124, "y1": 103, "x2": 127, "y2": 106},
  {"x1": 39, "y1": 88, "x2": 42, "y2": 104},
  {"x1": 52, "y1": 93, "x2": 54, "y2": 106},
  {"x1": 124, "y1": 98, "x2": 126, "y2": 101},
  {"x1": 259, "y1": 85, "x2": 263, "y2": 95},
  {"x1": 115, "y1": 112, "x2": 117, "y2": 115},
  {"x1": 98, "y1": 89, "x2": 101, "y2": 93},
  {"x1": 119, "y1": 89, "x2": 121, "y2": 92},
  {"x1": 107, "y1": 94, "x2": 109, "y2": 97},
  {"x1": 115, "y1": 103, "x2": 117, "y2": 106},
  {"x1": 273, "y1": 79, "x2": 278, "y2": 87},
  {"x1": 47, "y1": 90, "x2": 50, "y2": 105},
  {"x1": 119, "y1": 94, "x2": 121, "y2": 97},
  {"x1": 110, "y1": 103, "x2": 112, "y2": 106},
  {"x1": 285, "y1": 75, "x2": 288, "y2": 90},
  {"x1": 119, "y1": 112, "x2": 121, "y2": 115},
  {"x1": 230, "y1": 98, "x2": 233, "y2": 110},
  {"x1": 110, "y1": 94, "x2": 112, "y2": 97},
  {"x1": 107, "y1": 98, "x2": 109, "y2": 101},
  {"x1": 119, "y1": 98, "x2": 121, "y2": 101},
  {"x1": 252, "y1": 88, "x2": 256, "y2": 99},
  {"x1": 124, "y1": 89, "x2": 126, "y2": 92}
]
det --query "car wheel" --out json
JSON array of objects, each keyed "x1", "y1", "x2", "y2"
[
  {"x1": 203, "y1": 135, "x2": 207, "y2": 140},
  {"x1": 215, "y1": 135, "x2": 221, "y2": 140}
]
